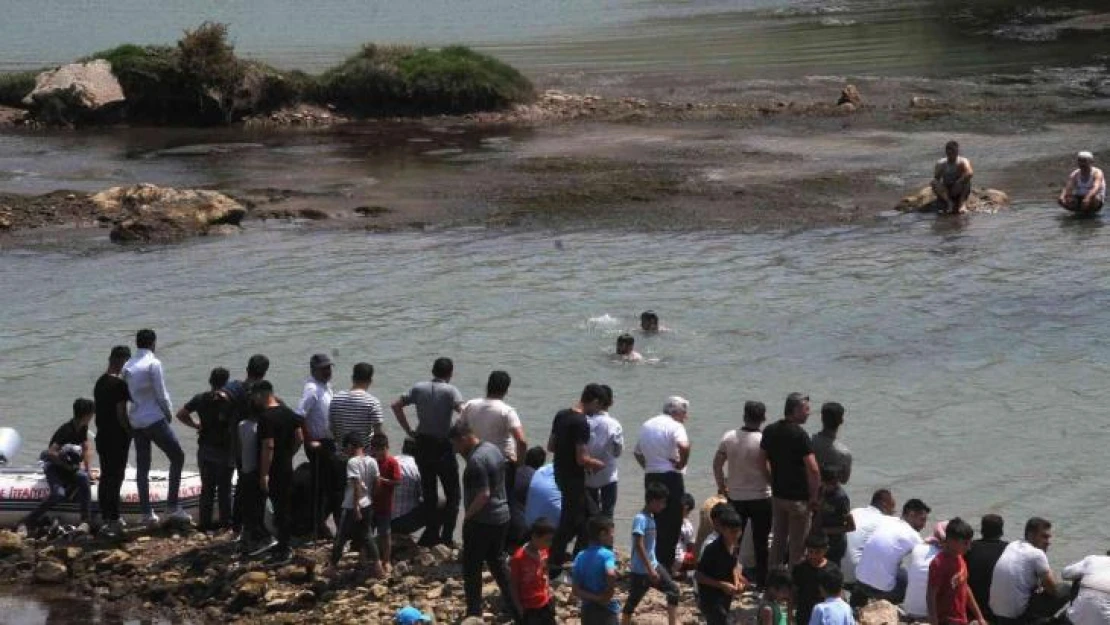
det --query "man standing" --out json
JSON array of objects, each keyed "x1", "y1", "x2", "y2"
[
  {"x1": 760, "y1": 392, "x2": 820, "y2": 567},
  {"x1": 967, "y1": 514, "x2": 1008, "y2": 623},
  {"x1": 176, "y1": 367, "x2": 235, "y2": 531},
  {"x1": 449, "y1": 421, "x2": 514, "y2": 619},
  {"x1": 223, "y1": 354, "x2": 269, "y2": 535},
  {"x1": 931, "y1": 140, "x2": 974, "y2": 214},
  {"x1": 391, "y1": 357, "x2": 464, "y2": 547},
  {"x1": 94, "y1": 345, "x2": 131, "y2": 537},
  {"x1": 547, "y1": 384, "x2": 606, "y2": 579},
  {"x1": 459, "y1": 370, "x2": 527, "y2": 500},
  {"x1": 1058, "y1": 151, "x2": 1106, "y2": 214},
  {"x1": 990, "y1": 517, "x2": 1066, "y2": 625},
  {"x1": 634, "y1": 396, "x2": 692, "y2": 572},
  {"x1": 712, "y1": 400, "x2": 772, "y2": 586},
  {"x1": 329, "y1": 362, "x2": 384, "y2": 453},
  {"x1": 122, "y1": 329, "x2": 189, "y2": 526},
  {"x1": 298, "y1": 353, "x2": 336, "y2": 536},
  {"x1": 585, "y1": 385, "x2": 623, "y2": 518},
  {"x1": 855, "y1": 498, "x2": 931, "y2": 604},
  {"x1": 843, "y1": 489, "x2": 897, "y2": 587},
  {"x1": 811, "y1": 402, "x2": 852, "y2": 485},
  {"x1": 256, "y1": 381, "x2": 304, "y2": 565}
]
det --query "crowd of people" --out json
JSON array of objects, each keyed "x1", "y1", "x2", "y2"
[{"x1": 17, "y1": 326, "x2": 1110, "y2": 625}]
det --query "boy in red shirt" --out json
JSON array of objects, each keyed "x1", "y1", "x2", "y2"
[
  {"x1": 510, "y1": 517, "x2": 557, "y2": 625},
  {"x1": 928, "y1": 517, "x2": 986, "y2": 625},
  {"x1": 370, "y1": 433, "x2": 401, "y2": 575}
]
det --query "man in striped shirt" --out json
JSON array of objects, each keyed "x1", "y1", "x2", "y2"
[{"x1": 329, "y1": 362, "x2": 384, "y2": 453}]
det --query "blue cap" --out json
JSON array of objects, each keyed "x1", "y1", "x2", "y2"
[{"x1": 395, "y1": 606, "x2": 433, "y2": 624}]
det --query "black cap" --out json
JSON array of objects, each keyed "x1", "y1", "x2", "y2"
[{"x1": 310, "y1": 353, "x2": 334, "y2": 370}]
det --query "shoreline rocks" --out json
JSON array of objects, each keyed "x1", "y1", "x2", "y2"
[
  {"x1": 91, "y1": 184, "x2": 246, "y2": 243},
  {"x1": 896, "y1": 186, "x2": 1011, "y2": 214}
]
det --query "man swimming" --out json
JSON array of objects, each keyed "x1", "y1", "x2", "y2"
[
  {"x1": 616, "y1": 334, "x2": 644, "y2": 362},
  {"x1": 931, "y1": 141, "x2": 974, "y2": 214},
  {"x1": 1058, "y1": 151, "x2": 1105, "y2": 215},
  {"x1": 641, "y1": 311, "x2": 660, "y2": 334}
]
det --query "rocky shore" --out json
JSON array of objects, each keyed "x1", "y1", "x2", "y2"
[{"x1": 0, "y1": 527, "x2": 742, "y2": 624}]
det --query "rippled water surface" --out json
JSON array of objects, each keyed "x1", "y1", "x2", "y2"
[{"x1": 2, "y1": 211, "x2": 1109, "y2": 563}]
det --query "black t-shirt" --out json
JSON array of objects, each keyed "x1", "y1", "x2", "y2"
[
  {"x1": 224, "y1": 379, "x2": 262, "y2": 423},
  {"x1": 793, "y1": 560, "x2": 838, "y2": 625},
  {"x1": 93, "y1": 373, "x2": 131, "y2": 443},
  {"x1": 760, "y1": 419, "x2": 814, "y2": 501},
  {"x1": 550, "y1": 408, "x2": 590, "y2": 483},
  {"x1": 48, "y1": 420, "x2": 88, "y2": 470},
  {"x1": 258, "y1": 405, "x2": 303, "y2": 478},
  {"x1": 817, "y1": 484, "x2": 851, "y2": 549},
  {"x1": 697, "y1": 535, "x2": 739, "y2": 604},
  {"x1": 967, "y1": 538, "x2": 1009, "y2": 616},
  {"x1": 184, "y1": 390, "x2": 234, "y2": 449}
]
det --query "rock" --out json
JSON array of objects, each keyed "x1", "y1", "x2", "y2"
[
  {"x1": 431, "y1": 543, "x2": 454, "y2": 562},
  {"x1": 23, "y1": 60, "x2": 126, "y2": 125},
  {"x1": 460, "y1": 618, "x2": 484, "y2": 625},
  {"x1": 90, "y1": 184, "x2": 247, "y2": 243},
  {"x1": 33, "y1": 559, "x2": 68, "y2": 584},
  {"x1": 276, "y1": 564, "x2": 310, "y2": 583},
  {"x1": 0, "y1": 530, "x2": 22, "y2": 555},
  {"x1": 415, "y1": 552, "x2": 436, "y2": 568},
  {"x1": 910, "y1": 96, "x2": 939, "y2": 109},
  {"x1": 369, "y1": 584, "x2": 389, "y2": 600},
  {"x1": 838, "y1": 102, "x2": 856, "y2": 114},
  {"x1": 838, "y1": 84, "x2": 862, "y2": 106},
  {"x1": 895, "y1": 185, "x2": 1011, "y2": 214},
  {"x1": 859, "y1": 599, "x2": 900, "y2": 625}
]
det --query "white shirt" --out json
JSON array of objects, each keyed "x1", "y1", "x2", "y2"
[
  {"x1": 635, "y1": 414, "x2": 689, "y2": 474},
  {"x1": 297, "y1": 378, "x2": 333, "y2": 441},
  {"x1": 391, "y1": 454, "x2": 422, "y2": 520},
  {"x1": 843, "y1": 506, "x2": 887, "y2": 582},
  {"x1": 990, "y1": 540, "x2": 1052, "y2": 618},
  {"x1": 904, "y1": 542, "x2": 942, "y2": 617},
  {"x1": 716, "y1": 427, "x2": 771, "y2": 501},
  {"x1": 856, "y1": 516, "x2": 923, "y2": 592},
  {"x1": 459, "y1": 397, "x2": 522, "y2": 461},
  {"x1": 343, "y1": 454, "x2": 379, "y2": 510},
  {"x1": 585, "y1": 411, "x2": 624, "y2": 488},
  {"x1": 1070, "y1": 570, "x2": 1110, "y2": 625},
  {"x1": 122, "y1": 349, "x2": 173, "y2": 429}
]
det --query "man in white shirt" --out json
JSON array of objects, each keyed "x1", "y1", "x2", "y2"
[
  {"x1": 856, "y1": 498, "x2": 931, "y2": 603},
  {"x1": 634, "y1": 396, "x2": 691, "y2": 571},
  {"x1": 298, "y1": 353, "x2": 336, "y2": 536},
  {"x1": 843, "y1": 489, "x2": 897, "y2": 590},
  {"x1": 585, "y1": 385, "x2": 623, "y2": 518},
  {"x1": 990, "y1": 517, "x2": 1066, "y2": 625},
  {"x1": 122, "y1": 329, "x2": 190, "y2": 526},
  {"x1": 903, "y1": 522, "x2": 947, "y2": 618},
  {"x1": 712, "y1": 400, "x2": 772, "y2": 586},
  {"x1": 459, "y1": 370, "x2": 527, "y2": 497},
  {"x1": 1064, "y1": 553, "x2": 1110, "y2": 625}
]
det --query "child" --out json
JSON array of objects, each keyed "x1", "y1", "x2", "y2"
[
  {"x1": 793, "y1": 533, "x2": 840, "y2": 625},
  {"x1": 572, "y1": 516, "x2": 621, "y2": 625},
  {"x1": 622, "y1": 483, "x2": 680, "y2": 625},
  {"x1": 699, "y1": 501, "x2": 734, "y2": 558},
  {"x1": 19, "y1": 398, "x2": 95, "y2": 534},
  {"x1": 176, "y1": 367, "x2": 234, "y2": 531},
  {"x1": 510, "y1": 518, "x2": 557, "y2": 625},
  {"x1": 807, "y1": 567, "x2": 854, "y2": 625},
  {"x1": 674, "y1": 492, "x2": 697, "y2": 577},
  {"x1": 759, "y1": 569, "x2": 795, "y2": 625},
  {"x1": 927, "y1": 517, "x2": 985, "y2": 625},
  {"x1": 696, "y1": 506, "x2": 748, "y2": 625},
  {"x1": 370, "y1": 433, "x2": 401, "y2": 575},
  {"x1": 329, "y1": 432, "x2": 383, "y2": 577},
  {"x1": 815, "y1": 469, "x2": 855, "y2": 565}
]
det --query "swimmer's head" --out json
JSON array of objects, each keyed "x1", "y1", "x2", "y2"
[
  {"x1": 616, "y1": 333, "x2": 636, "y2": 355},
  {"x1": 1079, "y1": 151, "x2": 1095, "y2": 169},
  {"x1": 945, "y1": 140, "x2": 960, "y2": 160},
  {"x1": 640, "y1": 310, "x2": 659, "y2": 333}
]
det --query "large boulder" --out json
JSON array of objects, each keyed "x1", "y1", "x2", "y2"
[
  {"x1": 23, "y1": 60, "x2": 125, "y2": 125},
  {"x1": 838, "y1": 84, "x2": 862, "y2": 106},
  {"x1": 33, "y1": 559, "x2": 68, "y2": 584},
  {"x1": 896, "y1": 186, "x2": 1010, "y2": 214},
  {"x1": 90, "y1": 183, "x2": 246, "y2": 243}
]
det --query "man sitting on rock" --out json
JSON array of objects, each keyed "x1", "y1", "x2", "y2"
[
  {"x1": 1058, "y1": 151, "x2": 1105, "y2": 215},
  {"x1": 932, "y1": 141, "x2": 974, "y2": 214}
]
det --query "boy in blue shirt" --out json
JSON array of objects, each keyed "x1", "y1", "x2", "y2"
[
  {"x1": 622, "y1": 482, "x2": 680, "y2": 625},
  {"x1": 573, "y1": 516, "x2": 620, "y2": 625},
  {"x1": 808, "y1": 567, "x2": 855, "y2": 625}
]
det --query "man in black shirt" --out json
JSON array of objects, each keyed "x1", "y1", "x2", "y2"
[
  {"x1": 176, "y1": 367, "x2": 235, "y2": 530},
  {"x1": 760, "y1": 392, "x2": 820, "y2": 568},
  {"x1": 93, "y1": 346, "x2": 131, "y2": 536},
  {"x1": 546, "y1": 383, "x2": 606, "y2": 579},
  {"x1": 255, "y1": 381, "x2": 304, "y2": 564},
  {"x1": 20, "y1": 398, "x2": 96, "y2": 533},
  {"x1": 967, "y1": 514, "x2": 1008, "y2": 623},
  {"x1": 223, "y1": 353, "x2": 270, "y2": 534}
]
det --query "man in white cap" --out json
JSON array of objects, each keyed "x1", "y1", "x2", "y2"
[{"x1": 1058, "y1": 151, "x2": 1105, "y2": 214}]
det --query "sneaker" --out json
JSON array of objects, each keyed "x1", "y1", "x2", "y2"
[
  {"x1": 167, "y1": 509, "x2": 193, "y2": 526},
  {"x1": 248, "y1": 538, "x2": 279, "y2": 557},
  {"x1": 14, "y1": 524, "x2": 27, "y2": 538},
  {"x1": 75, "y1": 522, "x2": 90, "y2": 535},
  {"x1": 140, "y1": 513, "x2": 161, "y2": 528},
  {"x1": 267, "y1": 548, "x2": 293, "y2": 566}
]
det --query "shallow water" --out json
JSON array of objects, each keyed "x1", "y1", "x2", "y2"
[
  {"x1": 1, "y1": 209, "x2": 1109, "y2": 564},
  {"x1": 0, "y1": 590, "x2": 171, "y2": 624}
]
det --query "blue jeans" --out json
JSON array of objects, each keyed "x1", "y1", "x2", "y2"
[
  {"x1": 23, "y1": 465, "x2": 91, "y2": 526},
  {"x1": 133, "y1": 419, "x2": 185, "y2": 516}
]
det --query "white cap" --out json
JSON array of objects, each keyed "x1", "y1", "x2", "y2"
[{"x1": 1078, "y1": 151, "x2": 1095, "y2": 161}]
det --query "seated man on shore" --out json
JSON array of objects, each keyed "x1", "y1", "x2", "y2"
[
  {"x1": 932, "y1": 141, "x2": 974, "y2": 214},
  {"x1": 19, "y1": 399, "x2": 97, "y2": 535},
  {"x1": 990, "y1": 517, "x2": 1068, "y2": 625},
  {"x1": 1058, "y1": 151, "x2": 1105, "y2": 215},
  {"x1": 1062, "y1": 551, "x2": 1110, "y2": 625}
]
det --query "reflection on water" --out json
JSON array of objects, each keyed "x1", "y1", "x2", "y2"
[{"x1": 0, "y1": 591, "x2": 172, "y2": 625}]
